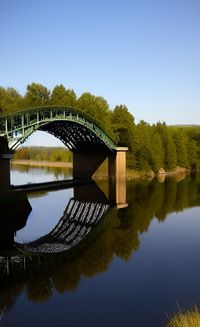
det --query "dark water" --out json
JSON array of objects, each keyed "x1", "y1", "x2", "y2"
[{"x1": 1, "y1": 167, "x2": 200, "y2": 326}]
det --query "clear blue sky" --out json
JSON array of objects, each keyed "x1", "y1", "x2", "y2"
[{"x1": 1, "y1": 0, "x2": 200, "y2": 126}]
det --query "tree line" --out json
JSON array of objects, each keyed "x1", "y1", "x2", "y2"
[
  {"x1": 1, "y1": 83, "x2": 200, "y2": 172},
  {"x1": 14, "y1": 146, "x2": 72, "y2": 162}
]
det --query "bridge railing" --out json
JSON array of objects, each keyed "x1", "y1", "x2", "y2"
[{"x1": 0, "y1": 106, "x2": 116, "y2": 151}]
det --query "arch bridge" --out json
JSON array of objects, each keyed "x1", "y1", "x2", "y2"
[
  {"x1": 0, "y1": 106, "x2": 116, "y2": 151},
  {"x1": 0, "y1": 106, "x2": 128, "y2": 206}
]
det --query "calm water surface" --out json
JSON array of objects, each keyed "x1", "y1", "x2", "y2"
[{"x1": 1, "y1": 167, "x2": 200, "y2": 327}]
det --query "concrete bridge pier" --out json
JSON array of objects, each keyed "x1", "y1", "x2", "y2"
[
  {"x1": 0, "y1": 137, "x2": 14, "y2": 191},
  {"x1": 73, "y1": 147, "x2": 128, "y2": 208},
  {"x1": 73, "y1": 151, "x2": 108, "y2": 180},
  {"x1": 108, "y1": 147, "x2": 128, "y2": 208}
]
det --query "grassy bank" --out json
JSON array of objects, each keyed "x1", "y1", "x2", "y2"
[
  {"x1": 11, "y1": 159, "x2": 190, "y2": 181},
  {"x1": 11, "y1": 159, "x2": 72, "y2": 168},
  {"x1": 167, "y1": 305, "x2": 200, "y2": 327}
]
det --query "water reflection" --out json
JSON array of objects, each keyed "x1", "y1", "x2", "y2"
[
  {"x1": 11, "y1": 164, "x2": 72, "y2": 185},
  {"x1": 16, "y1": 184, "x2": 110, "y2": 254},
  {"x1": 1, "y1": 175, "x2": 200, "y2": 324},
  {"x1": 0, "y1": 191, "x2": 31, "y2": 252}
]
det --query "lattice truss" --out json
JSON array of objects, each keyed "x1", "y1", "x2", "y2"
[{"x1": 0, "y1": 106, "x2": 116, "y2": 151}]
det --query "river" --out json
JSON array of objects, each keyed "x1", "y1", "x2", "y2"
[{"x1": 1, "y1": 165, "x2": 200, "y2": 326}]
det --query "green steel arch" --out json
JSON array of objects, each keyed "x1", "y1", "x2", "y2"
[{"x1": 0, "y1": 106, "x2": 116, "y2": 151}]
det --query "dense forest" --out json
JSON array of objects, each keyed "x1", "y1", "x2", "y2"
[{"x1": 1, "y1": 83, "x2": 200, "y2": 172}]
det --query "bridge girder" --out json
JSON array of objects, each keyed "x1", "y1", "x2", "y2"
[{"x1": 0, "y1": 106, "x2": 116, "y2": 151}]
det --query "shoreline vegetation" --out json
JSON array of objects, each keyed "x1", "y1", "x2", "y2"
[
  {"x1": 12, "y1": 147, "x2": 192, "y2": 181},
  {"x1": 166, "y1": 305, "x2": 200, "y2": 327},
  {"x1": 11, "y1": 159, "x2": 72, "y2": 168},
  {"x1": 11, "y1": 159, "x2": 190, "y2": 181}
]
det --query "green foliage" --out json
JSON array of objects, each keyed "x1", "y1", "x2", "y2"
[
  {"x1": 14, "y1": 146, "x2": 72, "y2": 162},
  {"x1": 187, "y1": 138, "x2": 198, "y2": 166},
  {"x1": 110, "y1": 105, "x2": 135, "y2": 168},
  {"x1": 1, "y1": 82, "x2": 200, "y2": 172},
  {"x1": 150, "y1": 129, "x2": 165, "y2": 171},
  {"x1": 184, "y1": 126, "x2": 200, "y2": 169},
  {"x1": 24, "y1": 83, "x2": 51, "y2": 107},
  {"x1": 110, "y1": 105, "x2": 134, "y2": 144},
  {"x1": 173, "y1": 129, "x2": 189, "y2": 167},
  {"x1": 76, "y1": 92, "x2": 111, "y2": 131},
  {"x1": 50, "y1": 84, "x2": 76, "y2": 107},
  {"x1": 133, "y1": 121, "x2": 152, "y2": 170},
  {"x1": 156, "y1": 122, "x2": 177, "y2": 169},
  {"x1": 0, "y1": 87, "x2": 23, "y2": 113}
]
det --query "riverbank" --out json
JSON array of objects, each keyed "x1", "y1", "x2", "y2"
[
  {"x1": 11, "y1": 159, "x2": 72, "y2": 168},
  {"x1": 11, "y1": 159, "x2": 191, "y2": 181},
  {"x1": 126, "y1": 167, "x2": 191, "y2": 182}
]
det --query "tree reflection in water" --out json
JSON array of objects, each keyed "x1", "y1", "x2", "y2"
[{"x1": 1, "y1": 176, "x2": 200, "y2": 310}]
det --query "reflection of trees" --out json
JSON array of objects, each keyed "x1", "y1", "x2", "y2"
[
  {"x1": 0, "y1": 284, "x2": 23, "y2": 314},
  {"x1": 11, "y1": 164, "x2": 30, "y2": 173},
  {"x1": 11, "y1": 164, "x2": 72, "y2": 179},
  {"x1": 2, "y1": 176, "x2": 200, "y2": 304},
  {"x1": 126, "y1": 177, "x2": 200, "y2": 228},
  {"x1": 45, "y1": 166, "x2": 72, "y2": 179},
  {"x1": 26, "y1": 277, "x2": 52, "y2": 302},
  {"x1": 52, "y1": 261, "x2": 81, "y2": 292},
  {"x1": 156, "y1": 179, "x2": 177, "y2": 220}
]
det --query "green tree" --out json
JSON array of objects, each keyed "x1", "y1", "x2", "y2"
[
  {"x1": 0, "y1": 87, "x2": 23, "y2": 114},
  {"x1": 110, "y1": 105, "x2": 134, "y2": 143},
  {"x1": 51, "y1": 84, "x2": 76, "y2": 107},
  {"x1": 131, "y1": 120, "x2": 163, "y2": 171},
  {"x1": 156, "y1": 122, "x2": 177, "y2": 169},
  {"x1": 187, "y1": 138, "x2": 198, "y2": 168},
  {"x1": 150, "y1": 128, "x2": 165, "y2": 171},
  {"x1": 24, "y1": 83, "x2": 50, "y2": 107},
  {"x1": 76, "y1": 92, "x2": 110, "y2": 127},
  {"x1": 173, "y1": 128, "x2": 189, "y2": 167},
  {"x1": 134, "y1": 121, "x2": 152, "y2": 170},
  {"x1": 110, "y1": 105, "x2": 135, "y2": 167},
  {"x1": 184, "y1": 126, "x2": 200, "y2": 169}
]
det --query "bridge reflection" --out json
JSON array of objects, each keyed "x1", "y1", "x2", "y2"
[
  {"x1": 0, "y1": 183, "x2": 112, "y2": 275},
  {"x1": 17, "y1": 195, "x2": 110, "y2": 254}
]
